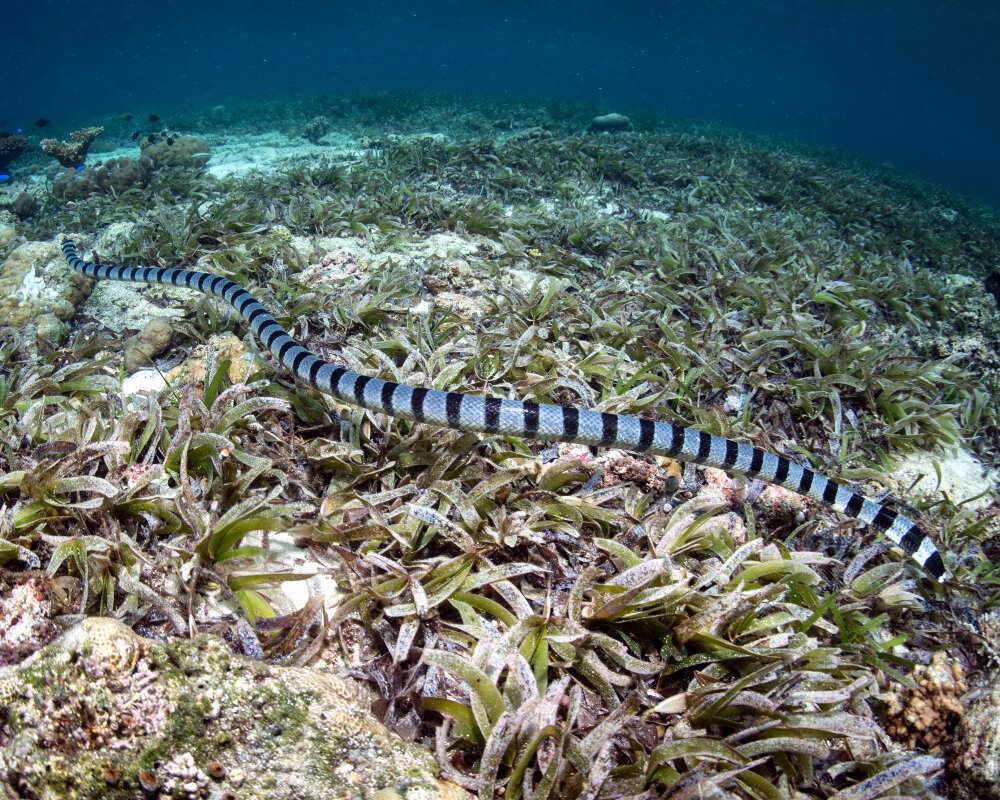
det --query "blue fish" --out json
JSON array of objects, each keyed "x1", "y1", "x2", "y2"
[
  {"x1": 0, "y1": 174, "x2": 9, "y2": 182},
  {"x1": 76, "y1": 164, "x2": 86, "y2": 172},
  {"x1": 15, "y1": 128, "x2": 21, "y2": 133}
]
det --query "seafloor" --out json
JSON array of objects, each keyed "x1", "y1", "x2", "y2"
[{"x1": 1, "y1": 93, "x2": 999, "y2": 799}]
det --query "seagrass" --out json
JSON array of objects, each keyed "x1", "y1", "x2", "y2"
[{"x1": 61, "y1": 239, "x2": 946, "y2": 580}]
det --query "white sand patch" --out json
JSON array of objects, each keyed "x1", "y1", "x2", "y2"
[
  {"x1": 16, "y1": 265, "x2": 50, "y2": 303},
  {"x1": 265, "y1": 532, "x2": 343, "y2": 613},
  {"x1": 121, "y1": 369, "x2": 167, "y2": 399},
  {"x1": 206, "y1": 131, "x2": 364, "y2": 180},
  {"x1": 87, "y1": 129, "x2": 367, "y2": 182},
  {"x1": 411, "y1": 232, "x2": 482, "y2": 259},
  {"x1": 894, "y1": 448, "x2": 998, "y2": 511}
]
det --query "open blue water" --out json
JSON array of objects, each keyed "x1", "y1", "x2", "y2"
[{"x1": 3, "y1": 0, "x2": 997, "y2": 207}]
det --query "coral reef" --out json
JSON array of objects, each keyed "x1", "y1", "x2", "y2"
[
  {"x1": 141, "y1": 133, "x2": 211, "y2": 169},
  {"x1": 51, "y1": 156, "x2": 153, "y2": 200},
  {"x1": 0, "y1": 132, "x2": 29, "y2": 170},
  {"x1": 10, "y1": 191, "x2": 36, "y2": 218},
  {"x1": 886, "y1": 652, "x2": 967, "y2": 754},
  {"x1": 40, "y1": 126, "x2": 104, "y2": 167},
  {"x1": 303, "y1": 115, "x2": 332, "y2": 144},
  {"x1": 0, "y1": 618, "x2": 468, "y2": 800},
  {"x1": 163, "y1": 331, "x2": 258, "y2": 386},
  {"x1": 947, "y1": 684, "x2": 1000, "y2": 800}
]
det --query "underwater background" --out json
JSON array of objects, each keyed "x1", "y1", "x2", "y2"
[
  {"x1": 4, "y1": 2, "x2": 1000, "y2": 800},
  {"x1": 3, "y1": 0, "x2": 999, "y2": 207}
]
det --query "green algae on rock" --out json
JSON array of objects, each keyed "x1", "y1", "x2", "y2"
[{"x1": 0, "y1": 618, "x2": 468, "y2": 800}]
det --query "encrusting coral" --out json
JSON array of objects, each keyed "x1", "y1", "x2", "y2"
[
  {"x1": 40, "y1": 126, "x2": 104, "y2": 167},
  {"x1": 886, "y1": 652, "x2": 967, "y2": 754},
  {"x1": 0, "y1": 617, "x2": 469, "y2": 800}
]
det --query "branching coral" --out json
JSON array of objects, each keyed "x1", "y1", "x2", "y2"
[{"x1": 40, "y1": 126, "x2": 103, "y2": 167}]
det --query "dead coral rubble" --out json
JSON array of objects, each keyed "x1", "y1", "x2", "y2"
[
  {"x1": 885, "y1": 652, "x2": 966, "y2": 754},
  {"x1": 40, "y1": 126, "x2": 104, "y2": 167}
]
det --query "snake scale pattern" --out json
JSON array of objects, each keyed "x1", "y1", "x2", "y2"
[{"x1": 62, "y1": 239, "x2": 946, "y2": 581}]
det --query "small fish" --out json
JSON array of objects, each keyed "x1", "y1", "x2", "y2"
[
  {"x1": 149, "y1": 114, "x2": 159, "y2": 122},
  {"x1": 35, "y1": 118, "x2": 50, "y2": 128},
  {"x1": 124, "y1": 113, "x2": 133, "y2": 121},
  {"x1": 0, "y1": 174, "x2": 9, "y2": 183},
  {"x1": 131, "y1": 131, "x2": 140, "y2": 140},
  {"x1": 16, "y1": 127, "x2": 22, "y2": 133},
  {"x1": 75, "y1": 165, "x2": 86, "y2": 172}
]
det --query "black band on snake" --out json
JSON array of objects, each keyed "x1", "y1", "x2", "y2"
[{"x1": 61, "y1": 239, "x2": 947, "y2": 581}]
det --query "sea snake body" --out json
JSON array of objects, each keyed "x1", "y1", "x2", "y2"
[{"x1": 62, "y1": 239, "x2": 946, "y2": 581}]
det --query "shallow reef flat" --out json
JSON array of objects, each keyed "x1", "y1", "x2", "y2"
[{"x1": 1, "y1": 92, "x2": 999, "y2": 799}]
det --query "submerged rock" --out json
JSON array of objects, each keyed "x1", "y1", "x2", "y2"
[
  {"x1": 11, "y1": 191, "x2": 36, "y2": 219},
  {"x1": 589, "y1": 112, "x2": 632, "y2": 132},
  {"x1": 0, "y1": 240, "x2": 91, "y2": 328},
  {"x1": 987, "y1": 269, "x2": 1000, "y2": 309},
  {"x1": 123, "y1": 316, "x2": 173, "y2": 372},
  {"x1": 0, "y1": 617, "x2": 468, "y2": 800},
  {"x1": 142, "y1": 134, "x2": 211, "y2": 169}
]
